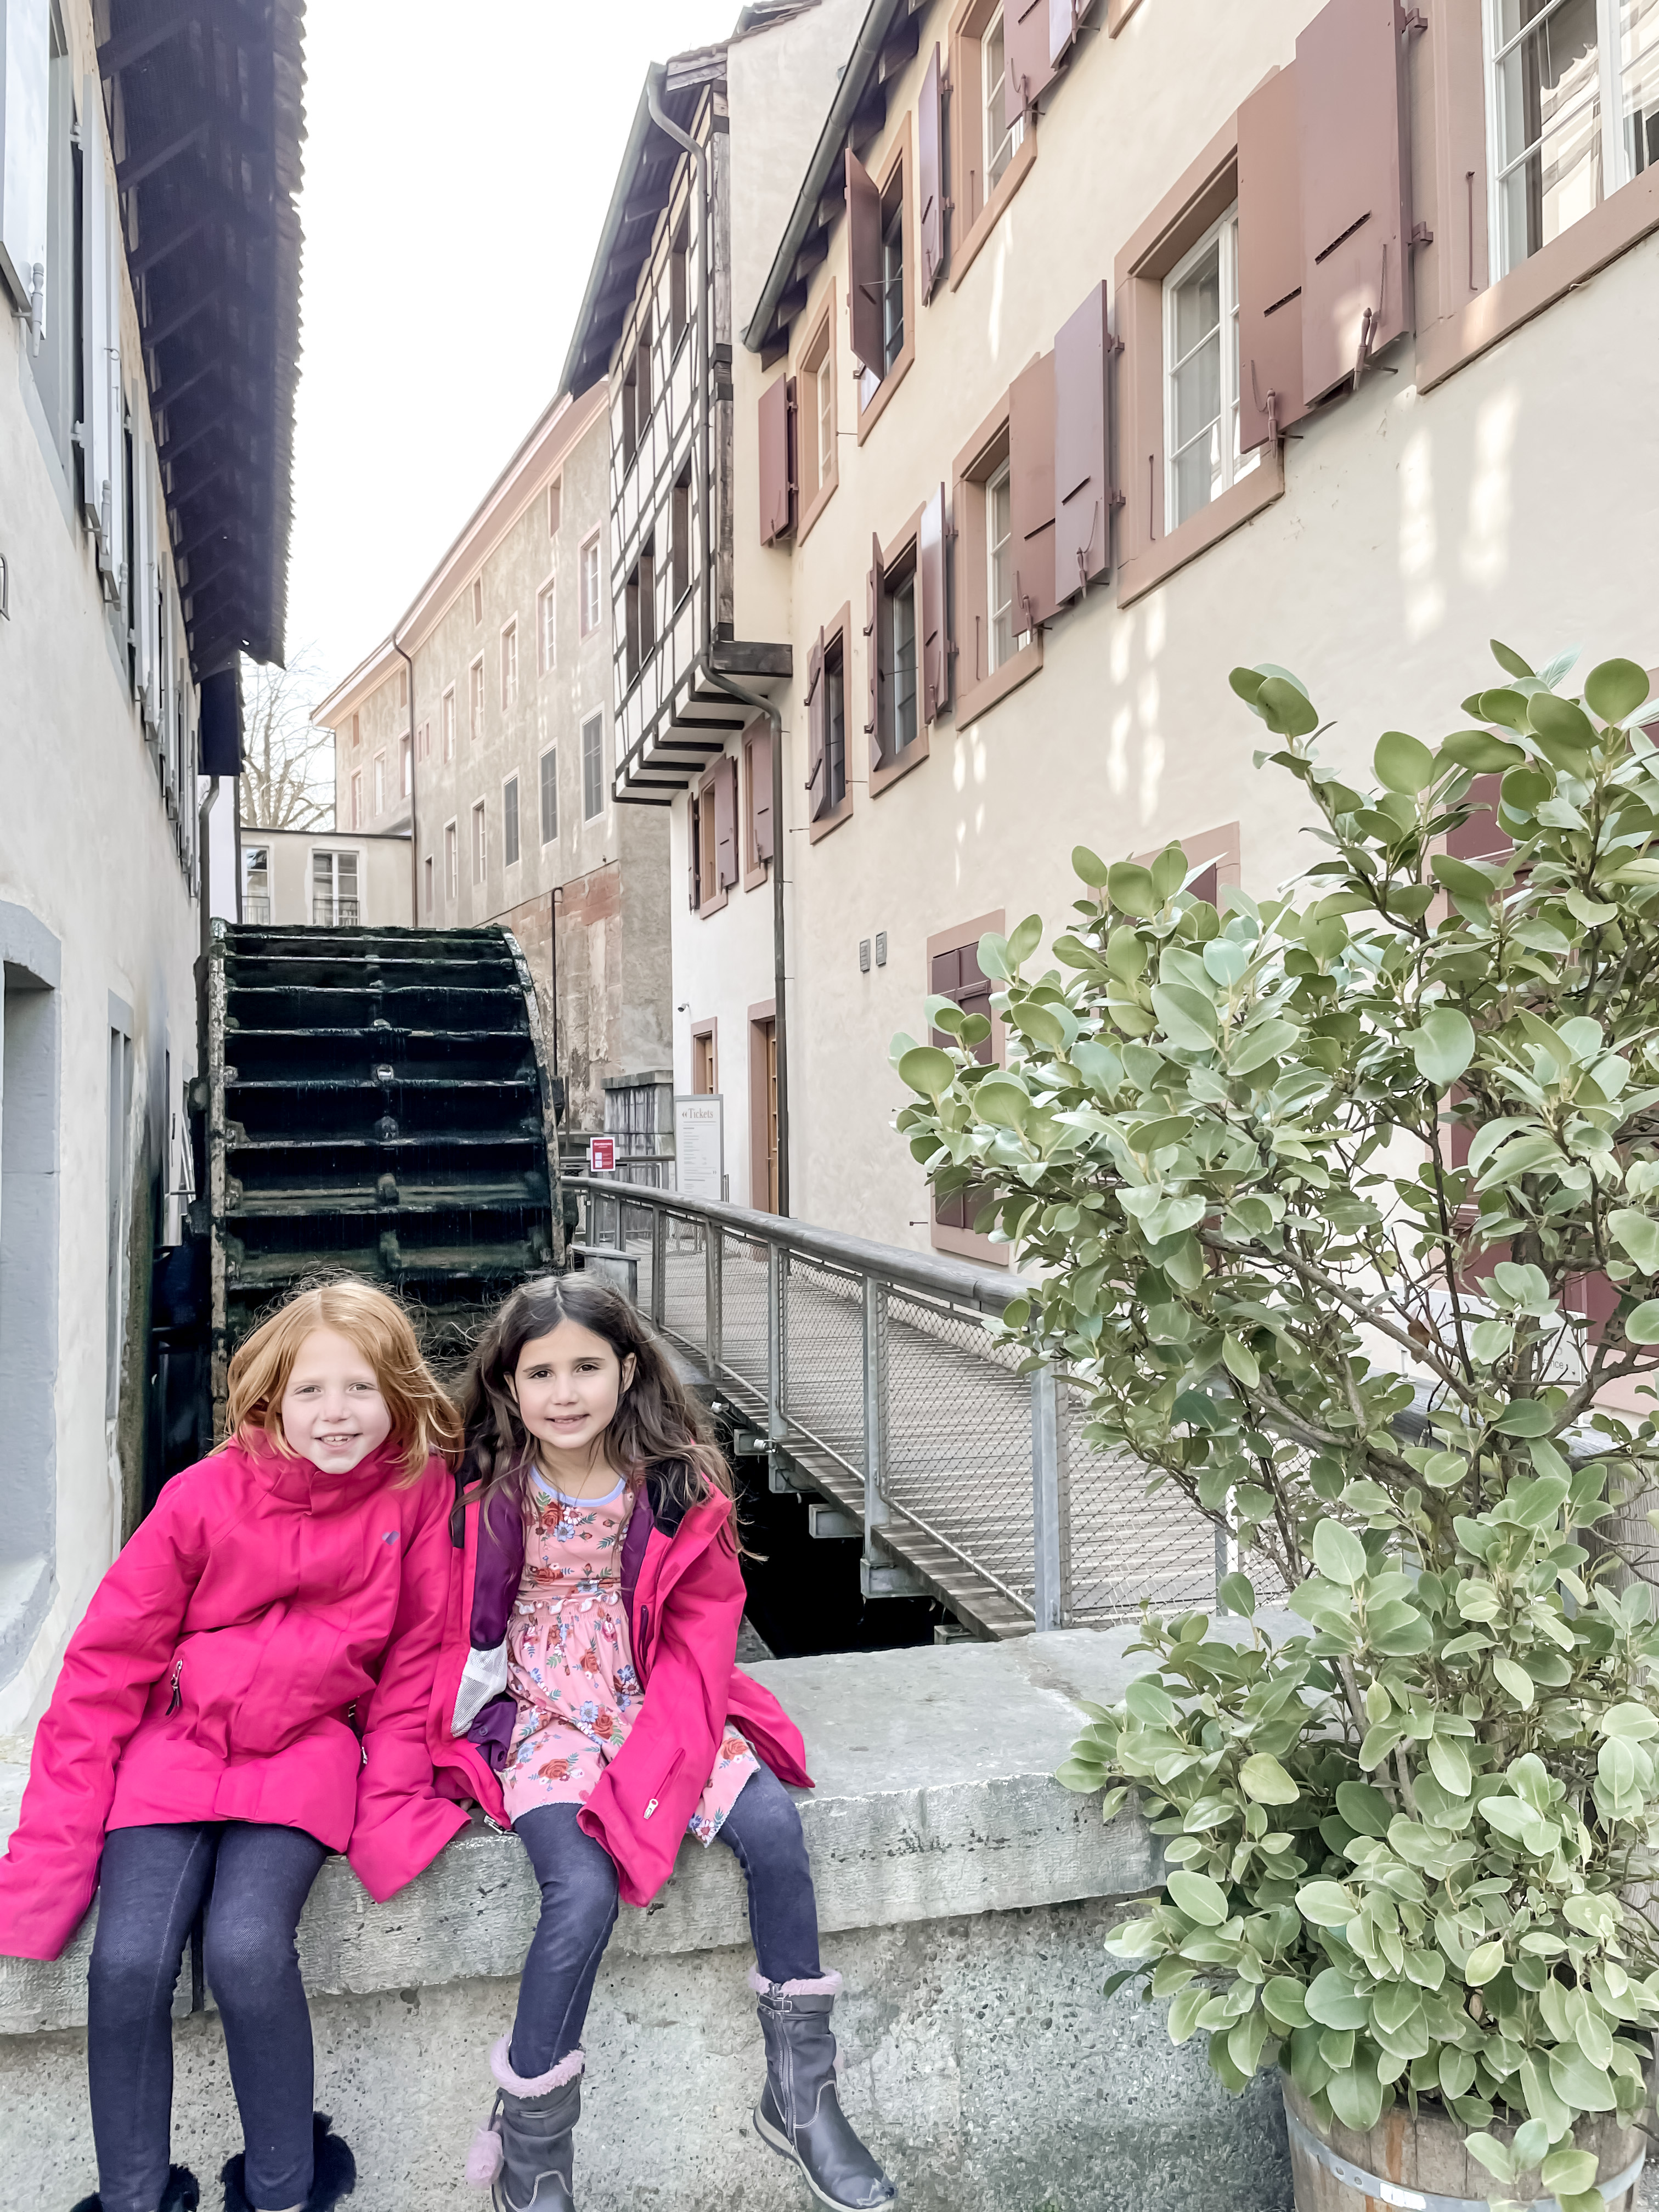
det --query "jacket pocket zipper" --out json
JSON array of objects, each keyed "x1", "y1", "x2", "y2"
[
  {"x1": 643, "y1": 1748, "x2": 684, "y2": 1820},
  {"x1": 165, "y1": 1658, "x2": 183, "y2": 1717}
]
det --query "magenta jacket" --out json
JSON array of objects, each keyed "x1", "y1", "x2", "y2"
[
  {"x1": 430, "y1": 1468, "x2": 811, "y2": 1908},
  {"x1": 0, "y1": 1437, "x2": 469, "y2": 1961}
]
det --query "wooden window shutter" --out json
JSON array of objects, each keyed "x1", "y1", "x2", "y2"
[
  {"x1": 1004, "y1": 0, "x2": 1058, "y2": 132},
  {"x1": 918, "y1": 43, "x2": 945, "y2": 301},
  {"x1": 714, "y1": 755, "x2": 739, "y2": 889},
  {"x1": 864, "y1": 534, "x2": 885, "y2": 745},
  {"x1": 1447, "y1": 772, "x2": 1513, "y2": 865},
  {"x1": 919, "y1": 483, "x2": 946, "y2": 725},
  {"x1": 1053, "y1": 281, "x2": 1112, "y2": 604},
  {"x1": 1008, "y1": 351, "x2": 1058, "y2": 632},
  {"x1": 758, "y1": 373, "x2": 795, "y2": 545},
  {"x1": 1237, "y1": 64, "x2": 1307, "y2": 453},
  {"x1": 1296, "y1": 0, "x2": 1412, "y2": 408},
  {"x1": 750, "y1": 726, "x2": 774, "y2": 861},
  {"x1": 80, "y1": 76, "x2": 111, "y2": 543},
  {"x1": 805, "y1": 628, "x2": 827, "y2": 817},
  {"x1": 847, "y1": 149, "x2": 884, "y2": 372},
  {"x1": 689, "y1": 793, "x2": 701, "y2": 911}
]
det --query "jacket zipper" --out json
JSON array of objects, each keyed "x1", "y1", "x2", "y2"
[{"x1": 165, "y1": 1657, "x2": 183, "y2": 1717}]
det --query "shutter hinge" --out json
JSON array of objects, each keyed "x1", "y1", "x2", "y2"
[
  {"x1": 1403, "y1": 8, "x2": 1428, "y2": 30},
  {"x1": 1409, "y1": 221, "x2": 1434, "y2": 247},
  {"x1": 1109, "y1": 491, "x2": 1126, "y2": 511},
  {"x1": 1106, "y1": 334, "x2": 1125, "y2": 358}
]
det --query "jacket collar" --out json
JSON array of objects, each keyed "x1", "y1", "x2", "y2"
[{"x1": 236, "y1": 1432, "x2": 410, "y2": 1513}]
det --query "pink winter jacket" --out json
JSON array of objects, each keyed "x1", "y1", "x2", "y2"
[
  {"x1": 0, "y1": 1436, "x2": 468, "y2": 1961},
  {"x1": 430, "y1": 1468, "x2": 811, "y2": 1909}
]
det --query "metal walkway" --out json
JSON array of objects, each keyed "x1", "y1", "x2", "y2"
[{"x1": 573, "y1": 1177, "x2": 1226, "y2": 1640}]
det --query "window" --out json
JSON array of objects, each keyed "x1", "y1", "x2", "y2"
[
  {"x1": 469, "y1": 656, "x2": 485, "y2": 741},
  {"x1": 825, "y1": 636, "x2": 848, "y2": 810},
  {"x1": 350, "y1": 770, "x2": 362, "y2": 830},
  {"x1": 418, "y1": 719, "x2": 431, "y2": 760},
  {"x1": 540, "y1": 746, "x2": 558, "y2": 844},
  {"x1": 400, "y1": 735, "x2": 411, "y2": 797},
  {"x1": 850, "y1": 120, "x2": 916, "y2": 438},
  {"x1": 424, "y1": 853, "x2": 433, "y2": 914},
  {"x1": 927, "y1": 912, "x2": 1008, "y2": 1260},
  {"x1": 884, "y1": 567, "x2": 918, "y2": 757},
  {"x1": 744, "y1": 724, "x2": 774, "y2": 882},
  {"x1": 501, "y1": 619, "x2": 518, "y2": 707},
  {"x1": 351, "y1": 712, "x2": 360, "y2": 748},
  {"x1": 242, "y1": 845, "x2": 271, "y2": 925},
  {"x1": 691, "y1": 1024, "x2": 717, "y2": 1095},
  {"x1": 623, "y1": 308, "x2": 652, "y2": 464},
  {"x1": 671, "y1": 471, "x2": 691, "y2": 606},
  {"x1": 580, "y1": 533, "x2": 602, "y2": 636},
  {"x1": 982, "y1": 8, "x2": 1025, "y2": 192},
  {"x1": 670, "y1": 211, "x2": 690, "y2": 347},
  {"x1": 749, "y1": 1012, "x2": 778, "y2": 1213},
  {"x1": 548, "y1": 478, "x2": 562, "y2": 535},
  {"x1": 986, "y1": 459, "x2": 1016, "y2": 671},
  {"x1": 582, "y1": 712, "x2": 605, "y2": 820},
  {"x1": 471, "y1": 800, "x2": 486, "y2": 883},
  {"x1": 397, "y1": 666, "x2": 408, "y2": 708},
  {"x1": 796, "y1": 290, "x2": 839, "y2": 539},
  {"x1": 445, "y1": 819, "x2": 458, "y2": 901},
  {"x1": 313, "y1": 850, "x2": 359, "y2": 927},
  {"x1": 442, "y1": 687, "x2": 456, "y2": 760},
  {"x1": 880, "y1": 192, "x2": 905, "y2": 377},
  {"x1": 1485, "y1": 0, "x2": 1657, "y2": 274},
  {"x1": 538, "y1": 582, "x2": 557, "y2": 674},
  {"x1": 816, "y1": 354, "x2": 834, "y2": 489},
  {"x1": 471, "y1": 577, "x2": 483, "y2": 625},
  {"x1": 1164, "y1": 205, "x2": 1255, "y2": 532},
  {"x1": 503, "y1": 774, "x2": 520, "y2": 867},
  {"x1": 690, "y1": 757, "x2": 737, "y2": 913},
  {"x1": 625, "y1": 538, "x2": 655, "y2": 686},
  {"x1": 373, "y1": 753, "x2": 386, "y2": 817}
]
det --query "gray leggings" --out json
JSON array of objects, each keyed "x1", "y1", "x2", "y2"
[{"x1": 87, "y1": 1820, "x2": 328, "y2": 2212}]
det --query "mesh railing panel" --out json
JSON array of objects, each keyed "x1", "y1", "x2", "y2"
[
  {"x1": 781, "y1": 1255, "x2": 867, "y2": 1478},
  {"x1": 882, "y1": 1290, "x2": 1036, "y2": 1617},
  {"x1": 658, "y1": 1214, "x2": 709, "y2": 1360},
  {"x1": 716, "y1": 1229, "x2": 773, "y2": 1404}
]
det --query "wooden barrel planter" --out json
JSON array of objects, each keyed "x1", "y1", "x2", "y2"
[{"x1": 1282, "y1": 2078, "x2": 1647, "y2": 2212}]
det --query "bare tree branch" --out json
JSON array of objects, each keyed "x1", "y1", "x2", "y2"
[{"x1": 238, "y1": 648, "x2": 335, "y2": 831}]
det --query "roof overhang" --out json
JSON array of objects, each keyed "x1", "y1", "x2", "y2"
[{"x1": 101, "y1": 0, "x2": 306, "y2": 676}]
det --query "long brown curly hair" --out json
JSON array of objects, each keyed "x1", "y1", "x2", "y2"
[{"x1": 456, "y1": 1275, "x2": 733, "y2": 1534}]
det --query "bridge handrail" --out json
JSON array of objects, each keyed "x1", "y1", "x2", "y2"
[{"x1": 567, "y1": 1173, "x2": 1031, "y2": 1317}]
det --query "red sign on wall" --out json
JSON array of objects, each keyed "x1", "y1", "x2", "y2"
[{"x1": 588, "y1": 1136, "x2": 616, "y2": 1173}]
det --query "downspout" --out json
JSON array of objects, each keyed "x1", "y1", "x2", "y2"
[
  {"x1": 393, "y1": 631, "x2": 417, "y2": 924},
  {"x1": 647, "y1": 69, "x2": 792, "y2": 1216}
]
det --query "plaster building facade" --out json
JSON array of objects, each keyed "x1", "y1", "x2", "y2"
[
  {"x1": 317, "y1": 388, "x2": 674, "y2": 1151},
  {"x1": 568, "y1": 0, "x2": 1659, "y2": 1250},
  {"x1": 0, "y1": 0, "x2": 301, "y2": 1730},
  {"x1": 239, "y1": 826, "x2": 412, "y2": 929}
]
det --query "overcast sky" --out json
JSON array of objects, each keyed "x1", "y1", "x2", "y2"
[{"x1": 286, "y1": 2, "x2": 737, "y2": 708}]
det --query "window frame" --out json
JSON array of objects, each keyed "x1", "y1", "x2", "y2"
[
  {"x1": 795, "y1": 283, "x2": 840, "y2": 543},
  {"x1": 1482, "y1": 0, "x2": 1630, "y2": 283},
  {"x1": 581, "y1": 710, "x2": 606, "y2": 822},
  {"x1": 1114, "y1": 114, "x2": 1285, "y2": 608},
  {"x1": 469, "y1": 655, "x2": 486, "y2": 742},
  {"x1": 952, "y1": 393, "x2": 1043, "y2": 727},
  {"x1": 424, "y1": 852, "x2": 434, "y2": 915},
  {"x1": 692, "y1": 766, "x2": 728, "y2": 918},
  {"x1": 690, "y1": 1018, "x2": 718, "y2": 1094},
  {"x1": 471, "y1": 798, "x2": 487, "y2": 885},
  {"x1": 548, "y1": 477, "x2": 562, "y2": 536},
  {"x1": 441, "y1": 686, "x2": 456, "y2": 761},
  {"x1": 747, "y1": 999, "x2": 779, "y2": 1214},
  {"x1": 856, "y1": 115, "x2": 917, "y2": 445},
  {"x1": 808, "y1": 603, "x2": 855, "y2": 845},
  {"x1": 1161, "y1": 201, "x2": 1255, "y2": 536},
  {"x1": 926, "y1": 908, "x2": 1009, "y2": 1265},
  {"x1": 868, "y1": 509, "x2": 931, "y2": 798},
  {"x1": 501, "y1": 616, "x2": 519, "y2": 707},
  {"x1": 579, "y1": 531, "x2": 602, "y2": 636},
  {"x1": 444, "y1": 818, "x2": 458, "y2": 902},
  {"x1": 948, "y1": 0, "x2": 1040, "y2": 292},
  {"x1": 503, "y1": 772, "x2": 521, "y2": 868},
  {"x1": 399, "y1": 732, "x2": 411, "y2": 799},
  {"x1": 373, "y1": 752, "x2": 386, "y2": 817},
  {"x1": 539, "y1": 743, "x2": 558, "y2": 846},
  {"x1": 537, "y1": 577, "x2": 557, "y2": 675},
  {"x1": 742, "y1": 723, "x2": 773, "y2": 888},
  {"x1": 471, "y1": 577, "x2": 483, "y2": 627},
  {"x1": 350, "y1": 769, "x2": 362, "y2": 831}
]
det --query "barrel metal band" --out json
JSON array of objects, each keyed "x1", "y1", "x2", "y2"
[{"x1": 1284, "y1": 2107, "x2": 1645, "y2": 2212}]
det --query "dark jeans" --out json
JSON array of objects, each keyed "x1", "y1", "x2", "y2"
[
  {"x1": 510, "y1": 1765, "x2": 821, "y2": 2076},
  {"x1": 87, "y1": 1820, "x2": 329, "y2": 2212}
]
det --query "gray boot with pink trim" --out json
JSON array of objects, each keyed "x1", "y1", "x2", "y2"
[
  {"x1": 750, "y1": 1970, "x2": 896, "y2": 2210},
  {"x1": 465, "y1": 2038, "x2": 582, "y2": 2212}
]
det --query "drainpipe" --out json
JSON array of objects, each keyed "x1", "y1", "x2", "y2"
[
  {"x1": 392, "y1": 631, "x2": 417, "y2": 924},
  {"x1": 198, "y1": 776, "x2": 221, "y2": 960},
  {"x1": 647, "y1": 70, "x2": 792, "y2": 1216}
]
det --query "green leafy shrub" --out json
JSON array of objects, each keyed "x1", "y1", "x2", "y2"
[{"x1": 891, "y1": 644, "x2": 1659, "y2": 2205}]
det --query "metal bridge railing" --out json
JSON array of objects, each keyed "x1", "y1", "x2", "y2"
[{"x1": 569, "y1": 1173, "x2": 1222, "y2": 1638}]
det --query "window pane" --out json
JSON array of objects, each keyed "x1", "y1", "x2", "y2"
[
  {"x1": 1494, "y1": 0, "x2": 1601, "y2": 269},
  {"x1": 817, "y1": 362, "x2": 833, "y2": 487},
  {"x1": 504, "y1": 777, "x2": 520, "y2": 866},
  {"x1": 882, "y1": 204, "x2": 905, "y2": 373},
  {"x1": 540, "y1": 748, "x2": 558, "y2": 843},
  {"x1": 1172, "y1": 241, "x2": 1221, "y2": 366},
  {"x1": 583, "y1": 714, "x2": 603, "y2": 819},
  {"x1": 826, "y1": 657, "x2": 846, "y2": 806},
  {"x1": 988, "y1": 463, "x2": 1014, "y2": 672},
  {"x1": 890, "y1": 575, "x2": 917, "y2": 753},
  {"x1": 1623, "y1": 0, "x2": 1659, "y2": 172}
]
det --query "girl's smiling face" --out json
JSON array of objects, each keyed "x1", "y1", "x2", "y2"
[
  {"x1": 280, "y1": 1327, "x2": 393, "y2": 1473},
  {"x1": 511, "y1": 1321, "x2": 636, "y2": 1471}
]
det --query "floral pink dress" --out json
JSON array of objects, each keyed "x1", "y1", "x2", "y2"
[{"x1": 501, "y1": 1471, "x2": 759, "y2": 1843}]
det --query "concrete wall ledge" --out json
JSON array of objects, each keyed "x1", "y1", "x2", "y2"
[{"x1": 1, "y1": 1626, "x2": 1183, "y2": 2035}]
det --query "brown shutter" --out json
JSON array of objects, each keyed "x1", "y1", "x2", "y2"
[
  {"x1": 918, "y1": 43, "x2": 945, "y2": 301},
  {"x1": 847, "y1": 149, "x2": 884, "y2": 371},
  {"x1": 1447, "y1": 772, "x2": 1513, "y2": 864},
  {"x1": 714, "y1": 754, "x2": 738, "y2": 888},
  {"x1": 805, "y1": 629, "x2": 827, "y2": 818},
  {"x1": 758, "y1": 374, "x2": 795, "y2": 545},
  {"x1": 865, "y1": 534, "x2": 885, "y2": 748},
  {"x1": 1237, "y1": 64, "x2": 1307, "y2": 453},
  {"x1": 1005, "y1": 0, "x2": 1058, "y2": 132},
  {"x1": 750, "y1": 727, "x2": 774, "y2": 861},
  {"x1": 919, "y1": 483, "x2": 946, "y2": 724},
  {"x1": 1008, "y1": 351, "x2": 1057, "y2": 632},
  {"x1": 1296, "y1": 0, "x2": 1412, "y2": 407},
  {"x1": 689, "y1": 792, "x2": 701, "y2": 911},
  {"x1": 1053, "y1": 281, "x2": 1111, "y2": 603}
]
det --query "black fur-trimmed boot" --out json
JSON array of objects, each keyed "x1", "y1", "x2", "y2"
[
  {"x1": 220, "y1": 2112, "x2": 354, "y2": 2212},
  {"x1": 750, "y1": 1969, "x2": 896, "y2": 2210},
  {"x1": 70, "y1": 2165, "x2": 198, "y2": 2212},
  {"x1": 465, "y1": 2037, "x2": 582, "y2": 2211}
]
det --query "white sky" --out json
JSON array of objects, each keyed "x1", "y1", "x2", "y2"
[{"x1": 286, "y1": 2, "x2": 738, "y2": 707}]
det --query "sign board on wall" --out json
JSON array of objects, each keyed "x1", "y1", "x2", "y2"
[
  {"x1": 588, "y1": 1135, "x2": 616, "y2": 1173},
  {"x1": 674, "y1": 1094, "x2": 724, "y2": 1203}
]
